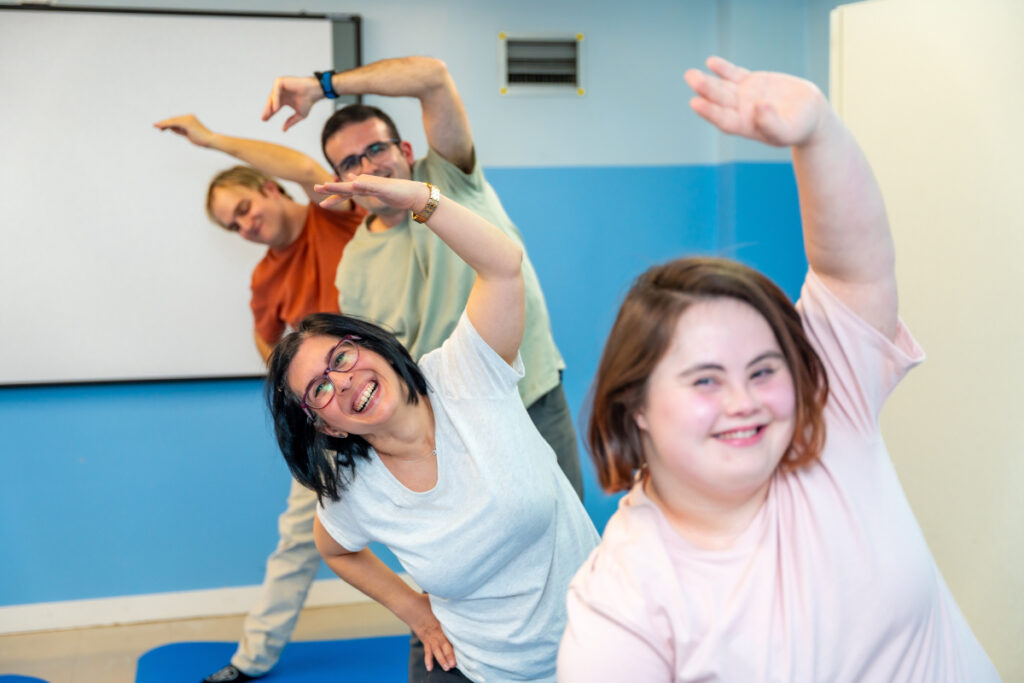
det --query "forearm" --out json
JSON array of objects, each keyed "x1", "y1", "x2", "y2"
[
  {"x1": 329, "y1": 57, "x2": 473, "y2": 170},
  {"x1": 792, "y1": 107, "x2": 898, "y2": 335},
  {"x1": 793, "y1": 106, "x2": 894, "y2": 286},
  {"x1": 209, "y1": 133, "x2": 329, "y2": 187},
  {"x1": 324, "y1": 548, "x2": 425, "y2": 626},
  {"x1": 425, "y1": 189, "x2": 525, "y2": 362},
  {"x1": 423, "y1": 189, "x2": 523, "y2": 283},
  {"x1": 329, "y1": 56, "x2": 451, "y2": 100}
]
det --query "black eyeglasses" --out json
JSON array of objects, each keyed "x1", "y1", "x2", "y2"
[
  {"x1": 300, "y1": 336, "x2": 360, "y2": 420},
  {"x1": 335, "y1": 139, "x2": 401, "y2": 177}
]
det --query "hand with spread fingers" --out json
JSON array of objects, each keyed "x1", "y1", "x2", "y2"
[
  {"x1": 315, "y1": 175, "x2": 429, "y2": 213},
  {"x1": 262, "y1": 75, "x2": 323, "y2": 132},
  {"x1": 153, "y1": 113, "x2": 216, "y2": 148},
  {"x1": 684, "y1": 56, "x2": 830, "y2": 149}
]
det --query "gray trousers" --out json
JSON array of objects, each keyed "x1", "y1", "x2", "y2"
[{"x1": 231, "y1": 381, "x2": 583, "y2": 675}]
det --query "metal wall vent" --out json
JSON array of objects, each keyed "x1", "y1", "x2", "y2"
[{"x1": 498, "y1": 33, "x2": 585, "y2": 96}]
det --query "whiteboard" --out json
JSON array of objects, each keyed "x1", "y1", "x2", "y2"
[{"x1": 0, "y1": 7, "x2": 356, "y2": 384}]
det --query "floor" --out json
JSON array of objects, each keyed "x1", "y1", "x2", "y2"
[{"x1": 0, "y1": 602, "x2": 408, "y2": 683}]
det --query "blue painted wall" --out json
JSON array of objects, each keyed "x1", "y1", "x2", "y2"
[{"x1": 0, "y1": 161, "x2": 804, "y2": 606}]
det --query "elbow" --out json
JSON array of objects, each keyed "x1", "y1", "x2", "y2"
[
  {"x1": 411, "y1": 56, "x2": 452, "y2": 88},
  {"x1": 299, "y1": 158, "x2": 328, "y2": 185},
  {"x1": 505, "y1": 244, "x2": 524, "y2": 281}
]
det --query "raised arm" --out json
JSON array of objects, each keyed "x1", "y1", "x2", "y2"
[
  {"x1": 685, "y1": 57, "x2": 897, "y2": 339},
  {"x1": 316, "y1": 176, "x2": 524, "y2": 363},
  {"x1": 154, "y1": 114, "x2": 340, "y2": 204},
  {"x1": 313, "y1": 518, "x2": 456, "y2": 674},
  {"x1": 262, "y1": 56, "x2": 474, "y2": 172}
]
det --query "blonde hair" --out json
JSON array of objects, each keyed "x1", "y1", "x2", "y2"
[{"x1": 205, "y1": 166, "x2": 292, "y2": 229}]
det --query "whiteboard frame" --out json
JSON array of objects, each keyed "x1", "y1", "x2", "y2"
[{"x1": 0, "y1": 5, "x2": 361, "y2": 387}]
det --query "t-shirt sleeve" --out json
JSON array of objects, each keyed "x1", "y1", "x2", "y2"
[
  {"x1": 796, "y1": 269, "x2": 925, "y2": 435},
  {"x1": 316, "y1": 499, "x2": 370, "y2": 552},
  {"x1": 559, "y1": 562, "x2": 674, "y2": 682},
  {"x1": 418, "y1": 311, "x2": 524, "y2": 400},
  {"x1": 419, "y1": 146, "x2": 485, "y2": 196}
]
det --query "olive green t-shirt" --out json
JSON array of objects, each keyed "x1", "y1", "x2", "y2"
[{"x1": 334, "y1": 148, "x2": 564, "y2": 407}]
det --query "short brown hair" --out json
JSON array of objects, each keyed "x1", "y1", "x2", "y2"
[
  {"x1": 321, "y1": 104, "x2": 402, "y2": 172},
  {"x1": 204, "y1": 166, "x2": 292, "y2": 229},
  {"x1": 587, "y1": 257, "x2": 828, "y2": 493}
]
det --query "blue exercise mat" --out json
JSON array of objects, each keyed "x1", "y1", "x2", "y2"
[
  {"x1": 136, "y1": 635, "x2": 409, "y2": 682},
  {"x1": 0, "y1": 676, "x2": 51, "y2": 683}
]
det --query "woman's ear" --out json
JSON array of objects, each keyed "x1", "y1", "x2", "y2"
[
  {"x1": 634, "y1": 408, "x2": 649, "y2": 432},
  {"x1": 314, "y1": 416, "x2": 347, "y2": 439}
]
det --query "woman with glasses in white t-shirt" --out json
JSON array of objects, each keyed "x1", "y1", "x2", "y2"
[{"x1": 265, "y1": 176, "x2": 598, "y2": 683}]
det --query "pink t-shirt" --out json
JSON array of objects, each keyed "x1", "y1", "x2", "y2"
[{"x1": 559, "y1": 271, "x2": 999, "y2": 682}]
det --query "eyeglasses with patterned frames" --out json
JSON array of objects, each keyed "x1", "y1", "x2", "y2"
[
  {"x1": 300, "y1": 336, "x2": 361, "y2": 420},
  {"x1": 335, "y1": 139, "x2": 401, "y2": 177}
]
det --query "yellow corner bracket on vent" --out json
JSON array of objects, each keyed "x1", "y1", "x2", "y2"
[{"x1": 498, "y1": 33, "x2": 585, "y2": 97}]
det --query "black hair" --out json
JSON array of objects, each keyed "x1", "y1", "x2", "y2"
[
  {"x1": 266, "y1": 313, "x2": 428, "y2": 503},
  {"x1": 320, "y1": 104, "x2": 403, "y2": 172}
]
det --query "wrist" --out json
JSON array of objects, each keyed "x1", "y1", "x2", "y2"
[
  {"x1": 393, "y1": 589, "x2": 429, "y2": 625},
  {"x1": 798, "y1": 105, "x2": 843, "y2": 154},
  {"x1": 412, "y1": 182, "x2": 440, "y2": 223},
  {"x1": 314, "y1": 70, "x2": 338, "y2": 99},
  {"x1": 206, "y1": 132, "x2": 227, "y2": 150}
]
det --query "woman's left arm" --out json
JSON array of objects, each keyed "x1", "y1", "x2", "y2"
[
  {"x1": 316, "y1": 177, "x2": 525, "y2": 363},
  {"x1": 686, "y1": 57, "x2": 898, "y2": 339}
]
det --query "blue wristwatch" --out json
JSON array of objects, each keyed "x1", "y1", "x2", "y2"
[{"x1": 314, "y1": 70, "x2": 338, "y2": 99}]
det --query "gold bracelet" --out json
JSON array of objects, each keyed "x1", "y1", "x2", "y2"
[{"x1": 412, "y1": 182, "x2": 440, "y2": 223}]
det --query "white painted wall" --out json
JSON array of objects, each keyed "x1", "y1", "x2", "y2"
[
  {"x1": 832, "y1": 0, "x2": 1024, "y2": 678},
  {"x1": 44, "y1": 0, "x2": 841, "y2": 166}
]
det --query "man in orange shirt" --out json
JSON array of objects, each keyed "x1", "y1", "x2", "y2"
[
  {"x1": 155, "y1": 115, "x2": 365, "y2": 683},
  {"x1": 155, "y1": 114, "x2": 364, "y2": 360}
]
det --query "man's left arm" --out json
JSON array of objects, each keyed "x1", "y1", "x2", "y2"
[
  {"x1": 154, "y1": 113, "x2": 355, "y2": 210},
  {"x1": 263, "y1": 57, "x2": 475, "y2": 173}
]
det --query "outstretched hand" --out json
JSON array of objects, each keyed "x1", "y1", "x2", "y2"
[
  {"x1": 684, "y1": 56, "x2": 830, "y2": 148},
  {"x1": 153, "y1": 114, "x2": 215, "y2": 147},
  {"x1": 316, "y1": 175, "x2": 430, "y2": 212},
  {"x1": 262, "y1": 76, "x2": 322, "y2": 132}
]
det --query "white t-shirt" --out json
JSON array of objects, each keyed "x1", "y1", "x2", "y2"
[
  {"x1": 318, "y1": 312, "x2": 599, "y2": 683},
  {"x1": 559, "y1": 271, "x2": 999, "y2": 683}
]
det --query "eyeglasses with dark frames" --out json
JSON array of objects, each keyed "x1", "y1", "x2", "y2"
[
  {"x1": 300, "y1": 336, "x2": 361, "y2": 420},
  {"x1": 335, "y1": 139, "x2": 401, "y2": 177}
]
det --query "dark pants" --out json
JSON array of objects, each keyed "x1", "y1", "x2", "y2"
[
  {"x1": 408, "y1": 633, "x2": 474, "y2": 682},
  {"x1": 527, "y1": 379, "x2": 584, "y2": 502}
]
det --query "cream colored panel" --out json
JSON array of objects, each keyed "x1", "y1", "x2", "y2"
[{"x1": 831, "y1": 0, "x2": 1024, "y2": 677}]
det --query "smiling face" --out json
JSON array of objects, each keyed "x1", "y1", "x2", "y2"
[
  {"x1": 323, "y1": 117, "x2": 415, "y2": 216},
  {"x1": 286, "y1": 334, "x2": 402, "y2": 438},
  {"x1": 635, "y1": 297, "x2": 797, "y2": 507},
  {"x1": 209, "y1": 181, "x2": 291, "y2": 249}
]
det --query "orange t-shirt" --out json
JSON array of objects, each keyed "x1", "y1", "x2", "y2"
[{"x1": 250, "y1": 201, "x2": 365, "y2": 345}]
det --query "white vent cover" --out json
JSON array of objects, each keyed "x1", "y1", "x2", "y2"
[{"x1": 498, "y1": 33, "x2": 585, "y2": 96}]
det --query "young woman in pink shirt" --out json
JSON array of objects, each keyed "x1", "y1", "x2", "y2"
[{"x1": 557, "y1": 57, "x2": 999, "y2": 682}]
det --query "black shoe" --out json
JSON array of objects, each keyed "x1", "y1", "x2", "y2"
[{"x1": 202, "y1": 664, "x2": 258, "y2": 682}]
